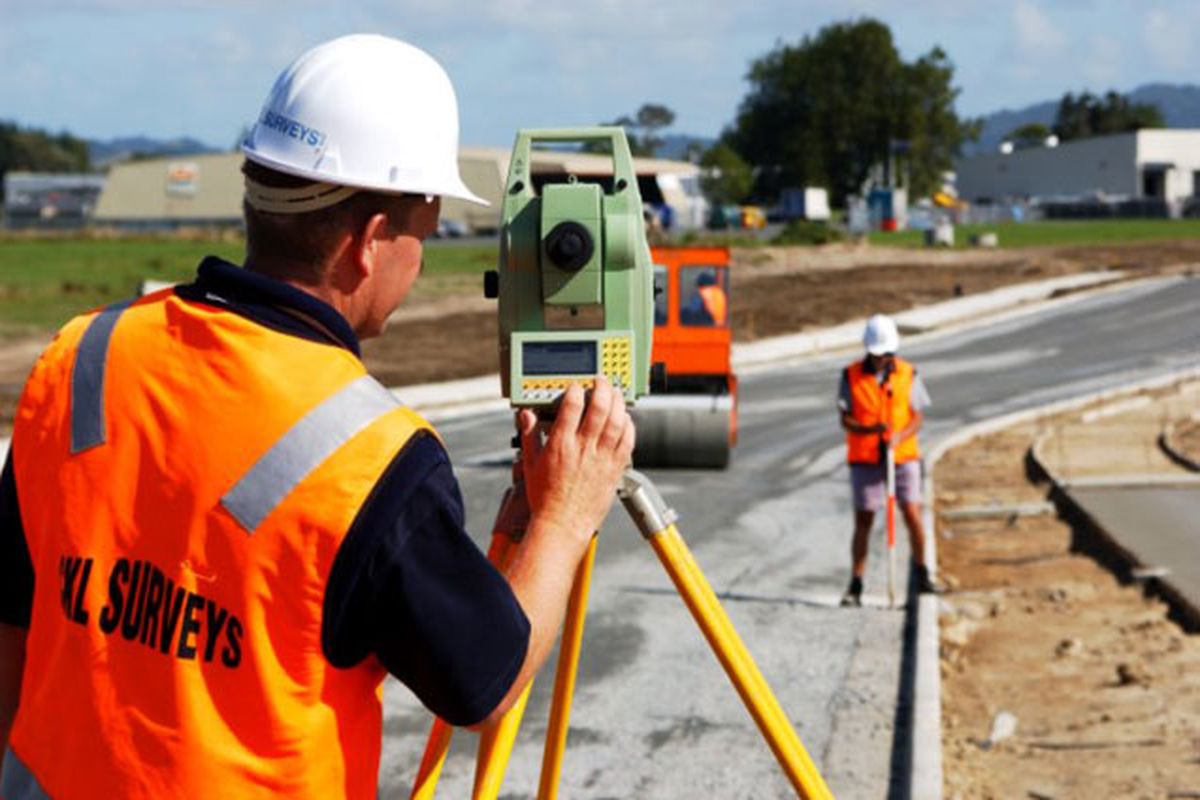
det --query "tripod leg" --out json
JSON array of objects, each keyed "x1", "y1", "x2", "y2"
[
  {"x1": 537, "y1": 534, "x2": 598, "y2": 800},
  {"x1": 472, "y1": 534, "x2": 597, "y2": 800},
  {"x1": 411, "y1": 531, "x2": 517, "y2": 800},
  {"x1": 471, "y1": 681, "x2": 534, "y2": 799},
  {"x1": 410, "y1": 720, "x2": 453, "y2": 800}
]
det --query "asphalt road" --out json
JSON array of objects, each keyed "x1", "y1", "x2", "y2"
[{"x1": 375, "y1": 275, "x2": 1200, "y2": 799}]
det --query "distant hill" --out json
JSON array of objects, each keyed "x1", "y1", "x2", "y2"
[
  {"x1": 88, "y1": 136, "x2": 222, "y2": 167},
  {"x1": 969, "y1": 83, "x2": 1200, "y2": 154}
]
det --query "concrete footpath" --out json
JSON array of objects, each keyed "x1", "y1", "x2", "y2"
[{"x1": 1030, "y1": 378, "x2": 1200, "y2": 631}]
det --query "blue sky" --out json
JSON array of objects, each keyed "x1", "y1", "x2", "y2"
[{"x1": 3, "y1": 0, "x2": 1200, "y2": 149}]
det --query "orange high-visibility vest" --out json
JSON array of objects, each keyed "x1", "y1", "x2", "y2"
[
  {"x1": 7, "y1": 289, "x2": 433, "y2": 799},
  {"x1": 697, "y1": 285, "x2": 727, "y2": 326},
  {"x1": 844, "y1": 357, "x2": 921, "y2": 465}
]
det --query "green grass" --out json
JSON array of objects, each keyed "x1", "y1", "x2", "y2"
[
  {"x1": 0, "y1": 237, "x2": 244, "y2": 334},
  {"x1": 0, "y1": 235, "x2": 497, "y2": 334},
  {"x1": 867, "y1": 218, "x2": 1200, "y2": 249}
]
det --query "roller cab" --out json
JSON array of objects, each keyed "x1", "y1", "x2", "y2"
[{"x1": 632, "y1": 246, "x2": 738, "y2": 469}]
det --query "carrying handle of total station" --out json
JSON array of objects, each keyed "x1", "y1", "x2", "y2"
[{"x1": 506, "y1": 127, "x2": 638, "y2": 199}]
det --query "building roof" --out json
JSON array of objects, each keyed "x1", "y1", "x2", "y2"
[{"x1": 94, "y1": 147, "x2": 699, "y2": 226}]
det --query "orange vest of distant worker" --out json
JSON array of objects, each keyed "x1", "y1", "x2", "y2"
[
  {"x1": 7, "y1": 289, "x2": 433, "y2": 800},
  {"x1": 844, "y1": 357, "x2": 920, "y2": 465},
  {"x1": 698, "y1": 285, "x2": 727, "y2": 325}
]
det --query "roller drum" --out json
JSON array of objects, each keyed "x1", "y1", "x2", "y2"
[{"x1": 631, "y1": 394, "x2": 733, "y2": 469}]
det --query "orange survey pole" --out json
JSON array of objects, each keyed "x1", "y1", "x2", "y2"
[
  {"x1": 618, "y1": 470, "x2": 835, "y2": 800},
  {"x1": 537, "y1": 535, "x2": 598, "y2": 800},
  {"x1": 884, "y1": 382, "x2": 896, "y2": 609}
]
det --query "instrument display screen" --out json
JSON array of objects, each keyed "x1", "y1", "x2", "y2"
[{"x1": 522, "y1": 341, "x2": 597, "y2": 375}]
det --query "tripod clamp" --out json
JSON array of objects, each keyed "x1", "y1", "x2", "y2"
[{"x1": 617, "y1": 468, "x2": 678, "y2": 539}]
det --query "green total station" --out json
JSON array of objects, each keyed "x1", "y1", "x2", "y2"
[{"x1": 485, "y1": 127, "x2": 655, "y2": 408}]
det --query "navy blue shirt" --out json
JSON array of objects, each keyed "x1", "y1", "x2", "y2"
[{"x1": 0, "y1": 257, "x2": 529, "y2": 727}]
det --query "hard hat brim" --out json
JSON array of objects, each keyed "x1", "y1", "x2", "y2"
[{"x1": 242, "y1": 147, "x2": 491, "y2": 207}]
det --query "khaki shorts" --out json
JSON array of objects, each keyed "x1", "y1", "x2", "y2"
[{"x1": 849, "y1": 460, "x2": 923, "y2": 511}]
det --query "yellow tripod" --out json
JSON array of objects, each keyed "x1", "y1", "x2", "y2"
[{"x1": 409, "y1": 469, "x2": 834, "y2": 799}]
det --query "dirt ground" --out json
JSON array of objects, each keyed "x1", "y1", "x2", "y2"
[
  {"x1": 3, "y1": 238, "x2": 1200, "y2": 436},
  {"x1": 935, "y1": 381, "x2": 1200, "y2": 800}
]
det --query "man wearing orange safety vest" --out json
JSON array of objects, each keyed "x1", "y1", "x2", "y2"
[
  {"x1": 0, "y1": 35, "x2": 634, "y2": 799},
  {"x1": 682, "y1": 270, "x2": 727, "y2": 327},
  {"x1": 836, "y1": 314, "x2": 940, "y2": 606}
]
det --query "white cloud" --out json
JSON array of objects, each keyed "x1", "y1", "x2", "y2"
[
  {"x1": 1079, "y1": 33, "x2": 1122, "y2": 86},
  {"x1": 1143, "y1": 7, "x2": 1193, "y2": 73},
  {"x1": 1012, "y1": 0, "x2": 1068, "y2": 56}
]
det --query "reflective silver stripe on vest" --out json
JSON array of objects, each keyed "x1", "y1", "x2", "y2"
[
  {"x1": 1, "y1": 748, "x2": 52, "y2": 800},
  {"x1": 70, "y1": 298, "x2": 134, "y2": 454},
  {"x1": 221, "y1": 375, "x2": 401, "y2": 534}
]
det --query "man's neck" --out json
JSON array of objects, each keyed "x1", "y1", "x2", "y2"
[{"x1": 244, "y1": 259, "x2": 357, "y2": 331}]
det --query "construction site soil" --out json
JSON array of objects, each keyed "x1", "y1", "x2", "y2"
[
  {"x1": 935, "y1": 380, "x2": 1200, "y2": 800},
  {"x1": 3, "y1": 238, "x2": 1200, "y2": 435}
]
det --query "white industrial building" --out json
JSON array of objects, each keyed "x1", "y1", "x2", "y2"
[
  {"x1": 94, "y1": 148, "x2": 708, "y2": 233},
  {"x1": 956, "y1": 129, "x2": 1200, "y2": 213}
]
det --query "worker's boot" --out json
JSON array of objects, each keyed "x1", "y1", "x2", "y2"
[
  {"x1": 839, "y1": 576, "x2": 863, "y2": 607},
  {"x1": 914, "y1": 563, "x2": 943, "y2": 595}
]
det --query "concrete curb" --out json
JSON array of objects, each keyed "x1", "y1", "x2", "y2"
[
  {"x1": 730, "y1": 271, "x2": 1120, "y2": 371},
  {"x1": 911, "y1": 363, "x2": 1200, "y2": 800}
]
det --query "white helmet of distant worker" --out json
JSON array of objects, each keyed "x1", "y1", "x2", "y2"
[
  {"x1": 862, "y1": 314, "x2": 900, "y2": 356},
  {"x1": 242, "y1": 34, "x2": 487, "y2": 207}
]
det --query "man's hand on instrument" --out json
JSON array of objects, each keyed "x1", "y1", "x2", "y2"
[{"x1": 517, "y1": 375, "x2": 635, "y2": 544}]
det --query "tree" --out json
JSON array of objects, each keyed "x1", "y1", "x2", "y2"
[
  {"x1": 0, "y1": 122, "x2": 90, "y2": 175},
  {"x1": 597, "y1": 103, "x2": 676, "y2": 157},
  {"x1": 699, "y1": 142, "x2": 753, "y2": 205},
  {"x1": 1052, "y1": 91, "x2": 1164, "y2": 141},
  {"x1": 893, "y1": 46, "x2": 976, "y2": 201},
  {"x1": 1006, "y1": 122, "x2": 1052, "y2": 144},
  {"x1": 723, "y1": 19, "x2": 976, "y2": 205},
  {"x1": 0, "y1": 121, "x2": 92, "y2": 202}
]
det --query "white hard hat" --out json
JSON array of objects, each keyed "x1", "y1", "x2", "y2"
[
  {"x1": 242, "y1": 34, "x2": 487, "y2": 207},
  {"x1": 862, "y1": 314, "x2": 900, "y2": 355}
]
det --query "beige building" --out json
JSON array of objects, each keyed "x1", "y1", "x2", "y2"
[
  {"x1": 94, "y1": 153, "x2": 245, "y2": 227},
  {"x1": 95, "y1": 148, "x2": 707, "y2": 233}
]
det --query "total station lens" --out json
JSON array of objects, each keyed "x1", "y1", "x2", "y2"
[{"x1": 545, "y1": 221, "x2": 594, "y2": 272}]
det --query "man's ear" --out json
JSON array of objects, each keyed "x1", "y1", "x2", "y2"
[{"x1": 352, "y1": 212, "x2": 393, "y2": 279}]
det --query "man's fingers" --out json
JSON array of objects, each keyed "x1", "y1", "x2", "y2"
[
  {"x1": 578, "y1": 375, "x2": 615, "y2": 443},
  {"x1": 518, "y1": 408, "x2": 543, "y2": 462},
  {"x1": 596, "y1": 388, "x2": 628, "y2": 452},
  {"x1": 550, "y1": 382, "x2": 586, "y2": 441},
  {"x1": 617, "y1": 415, "x2": 636, "y2": 462}
]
